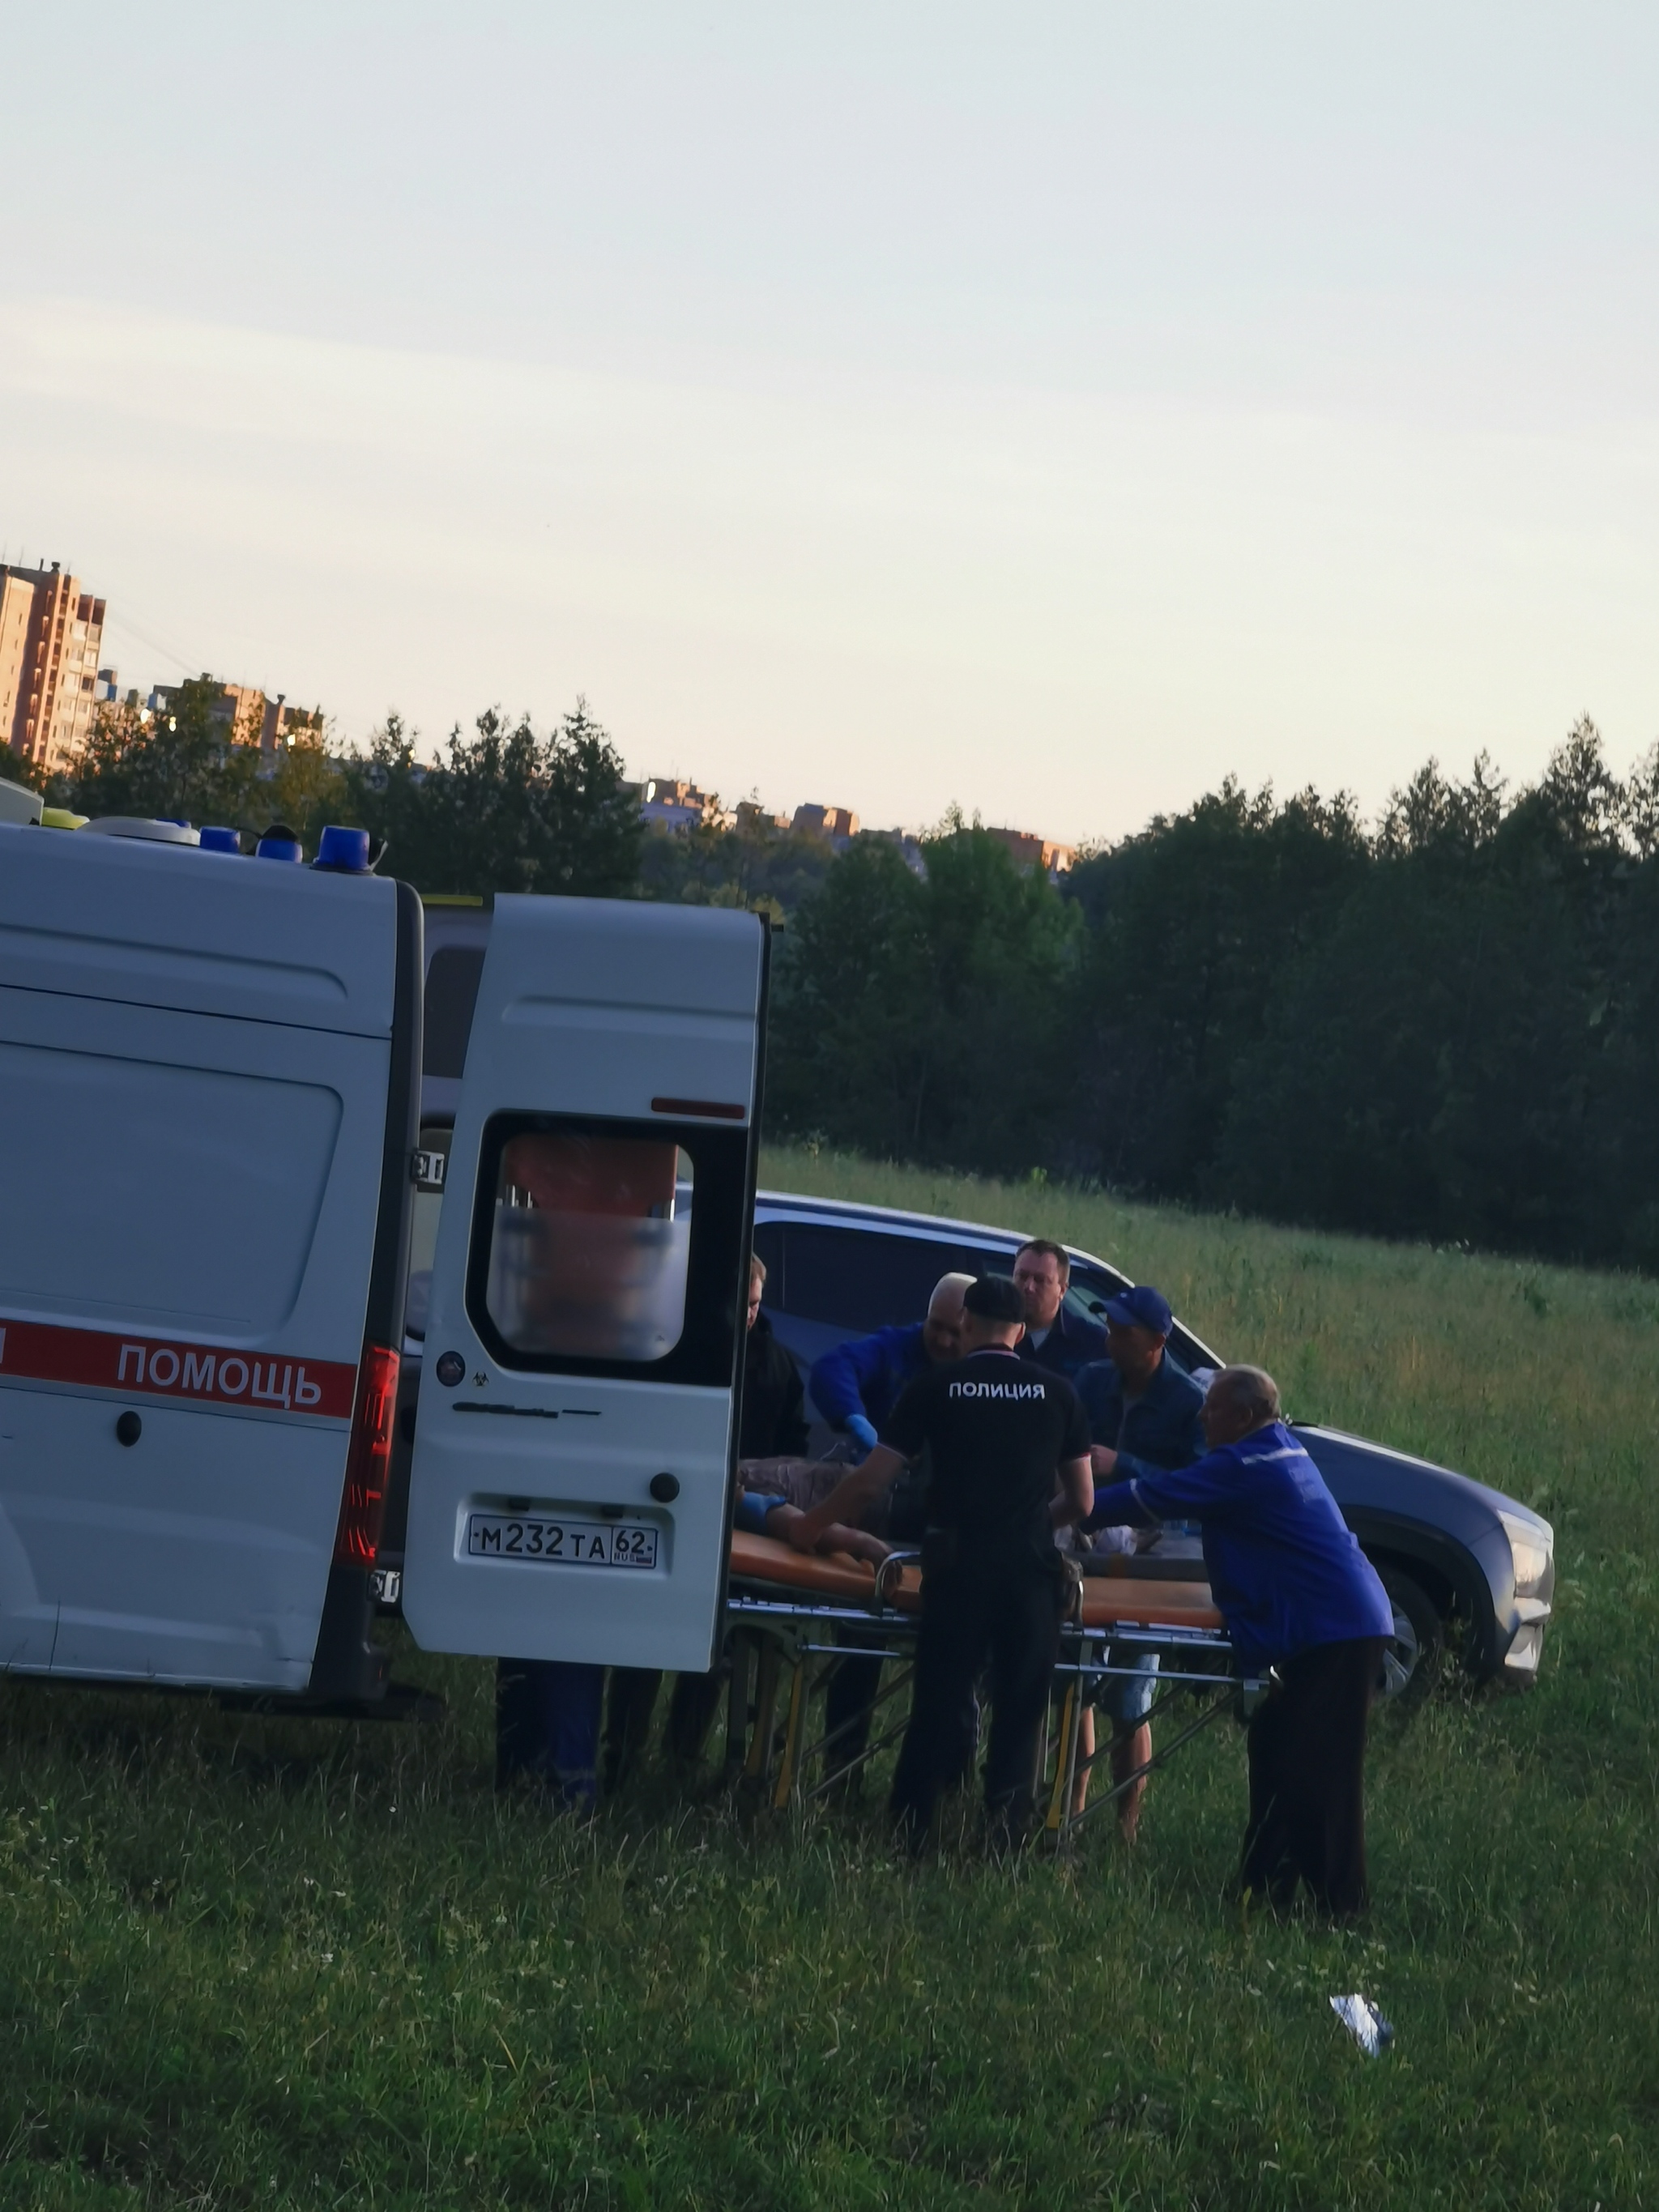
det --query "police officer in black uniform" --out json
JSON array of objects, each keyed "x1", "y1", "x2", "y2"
[{"x1": 789, "y1": 1275, "x2": 1094, "y2": 1848}]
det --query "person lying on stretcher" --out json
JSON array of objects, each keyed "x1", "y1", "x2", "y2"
[{"x1": 732, "y1": 1482, "x2": 891, "y2": 1566}]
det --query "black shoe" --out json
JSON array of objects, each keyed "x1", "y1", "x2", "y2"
[{"x1": 983, "y1": 1800, "x2": 1033, "y2": 1859}]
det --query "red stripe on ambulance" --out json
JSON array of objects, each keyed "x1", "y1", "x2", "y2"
[{"x1": 0, "y1": 1318, "x2": 356, "y2": 1419}]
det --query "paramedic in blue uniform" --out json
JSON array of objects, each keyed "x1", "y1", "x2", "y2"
[
  {"x1": 1088, "y1": 1363, "x2": 1393, "y2": 1917},
  {"x1": 1073, "y1": 1283, "x2": 1206, "y2": 1839},
  {"x1": 809, "y1": 1272, "x2": 973, "y2": 1458},
  {"x1": 1012, "y1": 1239, "x2": 1107, "y2": 1379},
  {"x1": 791, "y1": 1275, "x2": 1094, "y2": 1851}
]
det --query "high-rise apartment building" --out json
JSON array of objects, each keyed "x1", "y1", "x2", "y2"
[
  {"x1": 791, "y1": 802, "x2": 860, "y2": 846},
  {"x1": 214, "y1": 680, "x2": 270, "y2": 749},
  {"x1": 0, "y1": 562, "x2": 108, "y2": 769},
  {"x1": 261, "y1": 695, "x2": 326, "y2": 753},
  {"x1": 148, "y1": 677, "x2": 326, "y2": 753},
  {"x1": 639, "y1": 777, "x2": 731, "y2": 833},
  {"x1": 734, "y1": 799, "x2": 792, "y2": 835},
  {"x1": 985, "y1": 826, "x2": 1074, "y2": 876}
]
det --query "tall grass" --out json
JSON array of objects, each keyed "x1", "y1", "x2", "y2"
[{"x1": 0, "y1": 1151, "x2": 1654, "y2": 2208}]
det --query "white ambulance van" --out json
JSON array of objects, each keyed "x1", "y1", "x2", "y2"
[{"x1": 0, "y1": 818, "x2": 767, "y2": 1704}]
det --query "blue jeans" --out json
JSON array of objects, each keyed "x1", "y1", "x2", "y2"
[
  {"x1": 496, "y1": 1659, "x2": 604, "y2": 1807},
  {"x1": 1098, "y1": 1649, "x2": 1160, "y2": 1726}
]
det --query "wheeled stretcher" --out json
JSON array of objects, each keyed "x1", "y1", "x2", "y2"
[{"x1": 719, "y1": 1532, "x2": 1261, "y2": 1846}]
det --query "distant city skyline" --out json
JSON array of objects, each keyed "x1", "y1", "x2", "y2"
[{"x1": 5, "y1": 7, "x2": 1657, "y2": 842}]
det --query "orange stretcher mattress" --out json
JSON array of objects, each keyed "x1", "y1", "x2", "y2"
[{"x1": 726, "y1": 1530, "x2": 1225, "y2": 1634}]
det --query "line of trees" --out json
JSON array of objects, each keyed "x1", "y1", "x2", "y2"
[
  {"x1": 637, "y1": 808, "x2": 838, "y2": 919},
  {"x1": 344, "y1": 705, "x2": 642, "y2": 898},
  {"x1": 770, "y1": 720, "x2": 1659, "y2": 1274},
  {"x1": 24, "y1": 689, "x2": 1659, "y2": 1271},
  {"x1": 29, "y1": 685, "x2": 645, "y2": 901}
]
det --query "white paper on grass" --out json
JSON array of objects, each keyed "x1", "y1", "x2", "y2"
[{"x1": 1329, "y1": 1993, "x2": 1394, "y2": 2056}]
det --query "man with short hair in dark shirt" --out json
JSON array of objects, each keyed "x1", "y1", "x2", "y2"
[
  {"x1": 791, "y1": 1275, "x2": 1094, "y2": 1851},
  {"x1": 738, "y1": 1251, "x2": 810, "y2": 1460},
  {"x1": 1012, "y1": 1238, "x2": 1107, "y2": 1379}
]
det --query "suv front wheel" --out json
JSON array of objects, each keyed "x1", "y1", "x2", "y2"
[{"x1": 1375, "y1": 1565, "x2": 1444, "y2": 1708}]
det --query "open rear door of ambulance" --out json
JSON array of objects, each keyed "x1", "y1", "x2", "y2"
[{"x1": 402, "y1": 897, "x2": 767, "y2": 1673}]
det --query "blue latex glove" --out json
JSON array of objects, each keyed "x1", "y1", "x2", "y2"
[{"x1": 846, "y1": 1413, "x2": 879, "y2": 1459}]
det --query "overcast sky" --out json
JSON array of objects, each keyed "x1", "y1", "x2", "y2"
[{"x1": 4, "y1": 3, "x2": 1657, "y2": 842}]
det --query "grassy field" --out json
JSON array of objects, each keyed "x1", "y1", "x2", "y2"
[{"x1": 3, "y1": 1145, "x2": 1657, "y2": 2210}]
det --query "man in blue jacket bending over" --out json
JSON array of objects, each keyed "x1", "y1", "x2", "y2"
[
  {"x1": 810, "y1": 1272, "x2": 975, "y2": 1459},
  {"x1": 1087, "y1": 1362, "x2": 1393, "y2": 1918}
]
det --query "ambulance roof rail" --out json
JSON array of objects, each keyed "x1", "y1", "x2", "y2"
[{"x1": 83, "y1": 816, "x2": 200, "y2": 845}]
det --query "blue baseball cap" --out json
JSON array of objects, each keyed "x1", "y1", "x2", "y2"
[{"x1": 1103, "y1": 1285, "x2": 1173, "y2": 1337}]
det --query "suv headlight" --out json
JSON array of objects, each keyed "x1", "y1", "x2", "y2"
[{"x1": 1497, "y1": 1510, "x2": 1553, "y2": 1600}]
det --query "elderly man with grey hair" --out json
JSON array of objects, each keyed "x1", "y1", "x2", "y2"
[{"x1": 1086, "y1": 1364, "x2": 1394, "y2": 1917}]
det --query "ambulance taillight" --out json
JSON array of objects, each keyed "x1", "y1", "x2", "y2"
[{"x1": 335, "y1": 1344, "x2": 401, "y2": 1566}]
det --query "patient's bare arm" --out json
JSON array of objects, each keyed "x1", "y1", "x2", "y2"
[
  {"x1": 821, "y1": 1521, "x2": 891, "y2": 1565},
  {"x1": 766, "y1": 1502, "x2": 890, "y2": 1565},
  {"x1": 787, "y1": 1445, "x2": 906, "y2": 1551}
]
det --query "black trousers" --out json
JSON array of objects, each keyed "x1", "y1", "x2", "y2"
[
  {"x1": 603, "y1": 1664, "x2": 724, "y2": 1793},
  {"x1": 889, "y1": 1554, "x2": 1061, "y2": 1843},
  {"x1": 1241, "y1": 1635, "x2": 1386, "y2": 1918}
]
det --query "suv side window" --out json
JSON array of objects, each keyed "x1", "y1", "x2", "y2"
[
  {"x1": 751, "y1": 1221, "x2": 787, "y2": 1307},
  {"x1": 1065, "y1": 1262, "x2": 1126, "y2": 1324},
  {"x1": 770, "y1": 1225, "x2": 1002, "y2": 1333}
]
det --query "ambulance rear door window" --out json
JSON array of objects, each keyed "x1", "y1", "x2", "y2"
[{"x1": 466, "y1": 1114, "x2": 747, "y2": 1386}]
